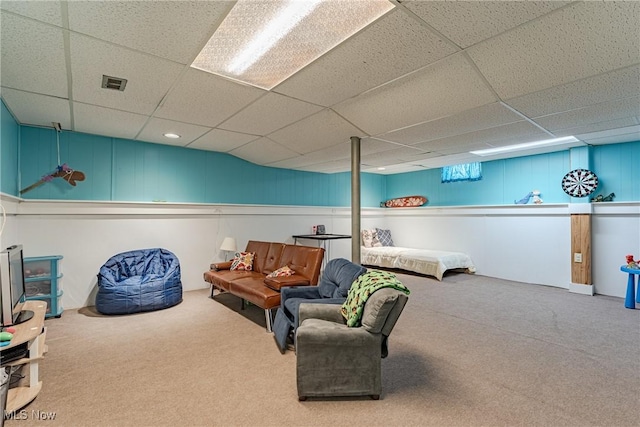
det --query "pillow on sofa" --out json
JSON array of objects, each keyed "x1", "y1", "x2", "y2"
[
  {"x1": 376, "y1": 228, "x2": 394, "y2": 246},
  {"x1": 362, "y1": 229, "x2": 381, "y2": 248},
  {"x1": 267, "y1": 265, "x2": 295, "y2": 278},
  {"x1": 230, "y1": 252, "x2": 254, "y2": 271}
]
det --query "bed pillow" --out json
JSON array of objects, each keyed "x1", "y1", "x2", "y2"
[
  {"x1": 376, "y1": 228, "x2": 395, "y2": 246},
  {"x1": 230, "y1": 252, "x2": 254, "y2": 271},
  {"x1": 267, "y1": 265, "x2": 295, "y2": 278},
  {"x1": 361, "y1": 229, "x2": 381, "y2": 248}
]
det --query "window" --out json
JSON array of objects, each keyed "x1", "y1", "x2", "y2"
[{"x1": 441, "y1": 162, "x2": 482, "y2": 183}]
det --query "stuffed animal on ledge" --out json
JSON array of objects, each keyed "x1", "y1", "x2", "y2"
[
  {"x1": 626, "y1": 254, "x2": 639, "y2": 269},
  {"x1": 532, "y1": 190, "x2": 543, "y2": 204},
  {"x1": 591, "y1": 192, "x2": 615, "y2": 202},
  {"x1": 515, "y1": 192, "x2": 533, "y2": 204}
]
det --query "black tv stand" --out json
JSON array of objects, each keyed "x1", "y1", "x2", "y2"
[{"x1": 13, "y1": 310, "x2": 34, "y2": 326}]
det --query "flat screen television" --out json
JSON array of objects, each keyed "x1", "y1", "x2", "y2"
[{"x1": 0, "y1": 244, "x2": 34, "y2": 327}]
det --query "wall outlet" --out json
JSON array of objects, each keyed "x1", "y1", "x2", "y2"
[{"x1": 574, "y1": 253, "x2": 583, "y2": 263}]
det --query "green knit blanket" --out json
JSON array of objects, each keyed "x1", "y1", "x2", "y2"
[{"x1": 341, "y1": 270, "x2": 410, "y2": 327}]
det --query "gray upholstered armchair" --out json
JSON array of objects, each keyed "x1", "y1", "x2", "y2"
[{"x1": 295, "y1": 287, "x2": 409, "y2": 400}]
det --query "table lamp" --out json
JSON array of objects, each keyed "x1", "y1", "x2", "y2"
[{"x1": 220, "y1": 237, "x2": 237, "y2": 261}]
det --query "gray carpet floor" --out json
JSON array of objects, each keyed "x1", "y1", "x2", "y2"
[{"x1": 4, "y1": 271, "x2": 639, "y2": 427}]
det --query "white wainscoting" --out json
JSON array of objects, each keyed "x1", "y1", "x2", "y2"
[{"x1": 1, "y1": 195, "x2": 637, "y2": 309}]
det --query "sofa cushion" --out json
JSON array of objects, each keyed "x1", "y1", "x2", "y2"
[
  {"x1": 229, "y1": 277, "x2": 281, "y2": 309},
  {"x1": 246, "y1": 241, "x2": 285, "y2": 274},
  {"x1": 280, "y1": 245, "x2": 324, "y2": 286},
  {"x1": 230, "y1": 251, "x2": 255, "y2": 271},
  {"x1": 204, "y1": 269, "x2": 255, "y2": 292},
  {"x1": 264, "y1": 275, "x2": 310, "y2": 291}
]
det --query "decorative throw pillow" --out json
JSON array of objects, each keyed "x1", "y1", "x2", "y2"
[
  {"x1": 267, "y1": 265, "x2": 295, "y2": 278},
  {"x1": 230, "y1": 252, "x2": 254, "y2": 271},
  {"x1": 376, "y1": 228, "x2": 395, "y2": 246},
  {"x1": 361, "y1": 229, "x2": 381, "y2": 248}
]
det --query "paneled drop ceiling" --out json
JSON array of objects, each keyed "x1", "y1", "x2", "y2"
[{"x1": 1, "y1": 1, "x2": 638, "y2": 174}]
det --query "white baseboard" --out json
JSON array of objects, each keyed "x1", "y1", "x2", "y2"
[{"x1": 570, "y1": 283, "x2": 594, "y2": 295}]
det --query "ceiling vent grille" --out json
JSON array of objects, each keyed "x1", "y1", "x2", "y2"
[{"x1": 101, "y1": 75, "x2": 127, "y2": 91}]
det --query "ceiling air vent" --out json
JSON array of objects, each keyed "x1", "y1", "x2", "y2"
[{"x1": 101, "y1": 75, "x2": 127, "y2": 91}]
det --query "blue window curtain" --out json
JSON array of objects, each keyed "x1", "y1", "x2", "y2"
[{"x1": 441, "y1": 162, "x2": 482, "y2": 183}]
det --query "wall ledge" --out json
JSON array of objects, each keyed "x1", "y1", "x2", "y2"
[{"x1": 4, "y1": 194, "x2": 638, "y2": 217}]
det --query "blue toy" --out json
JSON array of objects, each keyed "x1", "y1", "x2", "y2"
[{"x1": 515, "y1": 192, "x2": 533, "y2": 204}]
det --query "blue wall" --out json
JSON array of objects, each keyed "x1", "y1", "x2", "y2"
[
  {"x1": 12, "y1": 123, "x2": 640, "y2": 206},
  {"x1": 18, "y1": 125, "x2": 385, "y2": 207},
  {"x1": 591, "y1": 141, "x2": 640, "y2": 201},
  {"x1": 387, "y1": 151, "x2": 572, "y2": 205},
  {"x1": 0, "y1": 100, "x2": 20, "y2": 196},
  {"x1": 387, "y1": 142, "x2": 640, "y2": 205}
]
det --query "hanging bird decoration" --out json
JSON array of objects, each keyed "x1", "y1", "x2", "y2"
[
  {"x1": 19, "y1": 123, "x2": 86, "y2": 195},
  {"x1": 20, "y1": 163, "x2": 85, "y2": 194}
]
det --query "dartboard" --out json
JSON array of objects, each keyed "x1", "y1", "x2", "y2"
[{"x1": 561, "y1": 169, "x2": 598, "y2": 197}]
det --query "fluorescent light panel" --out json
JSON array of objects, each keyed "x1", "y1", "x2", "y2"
[
  {"x1": 191, "y1": 0, "x2": 395, "y2": 90},
  {"x1": 470, "y1": 136, "x2": 580, "y2": 156}
]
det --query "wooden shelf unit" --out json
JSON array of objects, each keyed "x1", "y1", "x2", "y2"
[{"x1": 1, "y1": 300, "x2": 48, "y2": 413}]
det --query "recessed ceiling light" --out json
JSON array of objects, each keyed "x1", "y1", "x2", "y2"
[
  {"x1": 377, "y1": 167, "x2": 386, "y2": 171},
  {"x1": 191, "y1": 0, "x2": 395, "y2": 90},
  {"x1": 163, "y1": 133, "x2": 181, "y2": 139},
  {"x1": 469, "y1": 136, "x2": 580, "y2": 156}
]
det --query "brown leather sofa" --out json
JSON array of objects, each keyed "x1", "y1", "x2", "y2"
[{"x1": 203, "y1": 240, "x2": 324, "y2": 331}]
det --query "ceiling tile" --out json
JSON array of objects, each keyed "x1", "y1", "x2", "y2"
[
  {"x1": 467, "y1": 1, "x2": 640, "y2": 99},
  {"x1": 361, "y1": 145, "x2": 427, "y2": 167},
  {"x1": 230, "y1": 137, "x2": 299, "y2": 165},
  {"x1": 268, "y1": 109, "x2": 363, "y2": 154},
  {"x1": 404, "y1": 0, "x2": 569, "y2": 48},
  {"x1": 362, "y1": 163, "x2": 427, "y2": 175},
  {"x1": 274, "y1": 8, "x2": 458, "y2": 107},
  {"x1": 333, "y1": 53, "x2": 497, "y2": 135},
  {"x1": 137, "y1": 117, "x2": 211, "y2": 146},
  {"x1": 187, "y1": 128, "x2": 259, "y2": 152},
  {"x1": 73, "y1": 103, "x2": 148, "y2": 140},
  {"x1": 506, "y1": 65, "x2": 640, "y2": 118},
  {"x1": 577, "y1": 125, "x2": 640, "y2": 145},
  {"x1": 155, "y1": 68, "x2": 265, "y2": 127},
  {"x1": 379, "y1": 102, "x2": 524, "y2": 145},
  {"x1": 1, "y1": 88, "x2": 70, "y2": 129},
  {"x1": 218, "y1": 93, "x2": 323, "y2": 135},
  {"x1": 267, "y1": 142, "x2": 351, "y2": 169},
  {"x1": 0, "y1": 1, "x2": 63, "y2": 26},
  {"x1": 418, "y1": 152, "x2": 483, "y2": 169},
  {"x1": 535, "y1": 96, "x2": 640, "y2": 133},
  {"x1": 69, "y1": 33, "x2": 184, "y2": 115},
  {"x1": 552, "y1": 117, "x2": 640, "y2": 139},
  {"x1": 67, "y1": 1, "x2": 233, "y2": 64},
  {"x1": 360, "y1": 137, "x2": 410, "y2": 156},
  {"x1": 295, "y1": 158, "x2": 354, "y2": 174},
  {"x1": 1, "y1": 1, "x2": 637, "y2": 175},
  {"x1": 412, "y1": 121, "x2": 550, "y2": 153},
  {"x1": 0, "y1": 13, "x2": 67, "y2": 97}
]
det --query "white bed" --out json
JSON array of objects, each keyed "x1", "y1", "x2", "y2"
[{"x1": 360, "y1": 246, "x2": 476, "y2": 281}]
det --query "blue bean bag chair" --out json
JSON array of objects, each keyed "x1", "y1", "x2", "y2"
[{"x1": 96, "y1": 248, "x2": 182, "y2": 315}]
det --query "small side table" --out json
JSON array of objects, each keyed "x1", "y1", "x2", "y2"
[
  {"x1": 620, "y1": 266, "x2": 640, "y2": 309},
  {"x1": 292, "y1": 234, "x2": 351, "y2": 268}
]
